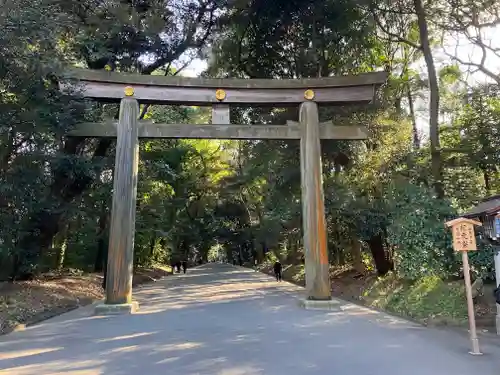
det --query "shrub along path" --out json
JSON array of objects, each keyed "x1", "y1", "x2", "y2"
[{"x1": 256, "y1": 262, "x2": 498, "y2": 331}]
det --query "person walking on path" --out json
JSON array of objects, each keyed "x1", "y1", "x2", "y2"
[
  {"x1": 176, "y1": 261, "x2": 181, "y2": 273},
  {"x1": 181, "y1": 260, "x2": 187, "y2": 274},
  {"x1": 273, "y1": 261, "x2": 282, "y2": 282}
]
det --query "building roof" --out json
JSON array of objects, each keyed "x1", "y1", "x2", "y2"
[{"x1": 462, "y1": 195, "x2": 500, "y2": 218}]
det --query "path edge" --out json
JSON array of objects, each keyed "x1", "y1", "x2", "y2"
[{"x1": 0, "y1": 267, "x2": 183, "y2": 336}]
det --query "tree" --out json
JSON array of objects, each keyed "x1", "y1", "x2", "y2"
[
  {"x1": 436, "y1": 0, "x2": 500, "y2": 84},
  {"x1": 7, "y1": 0, "x2": 222, "y2": 276},
  {"x1": 207, "y1": 0, "x2": 404, "y2": 274},
  {"x1": 370, "y1": 0, "x2": 444, "y2": 198},
  {"x1": 0, "y1": 0, "x2": 89, "y2": 278}
]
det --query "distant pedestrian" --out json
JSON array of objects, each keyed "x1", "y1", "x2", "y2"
[
  {"x1": 181, "y1": 261, "x2": 187, "y2": 274},
  {"x1": 273, "y1": 261, "x2": 282, "y2": 282}
]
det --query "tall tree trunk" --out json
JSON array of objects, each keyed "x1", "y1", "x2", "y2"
[
  {"x1": 349, "y1": 236, "x2": 365, "y2": 275},
  {"x1": 94, "y1": 208, "x2": 109, "y2": 272},
  {"x1": 149, "y1": 235, "x2": 157, "y2": 259},
  {"x1": 255, "y1": 242, "x2": 264, "y2": 263},
  {"x1": 367, "y1": 233, "x2": 393, "y2": 276},
  {"x1": 407, "y1": 88, "x2": 420, "y2": 149},
  {"x1": 0, "y1": 128, "x2": 17, "y2": 174},
  {"x1": 55, "y1": 221, "x2": 70, "y2": 270},
  {"x1": 481, "y1": 166, "x2": 491, "y2": 193},
  {"x1": 413, "y1": 0, "x2": 443, "y2": 198}
]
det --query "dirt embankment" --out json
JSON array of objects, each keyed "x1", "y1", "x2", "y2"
[{"x1": 0, "y1": 266, "x2": 172, "y2": 335}]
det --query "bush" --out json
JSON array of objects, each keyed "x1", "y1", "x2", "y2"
[
  {"x1": 468, "y1": 241, "x2": 498, "y2": 280},
  {"x1": 363, "y1": 273, "x2": 468, "y2": 325},
  {"x1": 386, "y1": 183, "x2": 458, "y2": 280}
]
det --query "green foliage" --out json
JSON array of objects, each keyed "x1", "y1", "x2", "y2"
[
  {"x1": 443, "y1": 86, "x2": 500, "y2": 194},
  {"x1": 2, "y1": 0, "x2": 499, "y2": 333},
  {"x1": 209, "y1": 0, "x2": 377, "y2": 78},
  {"x1": 364, "y1": 274, "x2": 468, "y2": 325},
  {"x1": 468, "y1": 241, "x2": 498, "y2": 280},
  {"x1": 438, "y1": 65, "x2": 462, "y2": 85},
  {"x1": 0, "y1": 0, "x2": 223, "y2": 278},
  {"x1": 204, "y1": 0, "x2": 500, "y2": 288},
  {"x1": 0, "y1": 0, "x2": 91, "y2": 277},
  {"x1": 386, "y1": 182, "x2": 457, "y2": 280}
]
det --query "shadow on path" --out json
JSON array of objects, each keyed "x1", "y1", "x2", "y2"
[{"x1": 0, "y1": 263, "x2": 499, "y2": 375}]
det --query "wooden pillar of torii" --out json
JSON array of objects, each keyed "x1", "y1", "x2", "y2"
[{"x1": 60, "y1": 70, "x2": 387, "y2": 313}]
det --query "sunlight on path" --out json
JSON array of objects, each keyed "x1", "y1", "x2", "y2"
[{"x1": 0, "y1": 264, "x2": 498, "y2": 375}]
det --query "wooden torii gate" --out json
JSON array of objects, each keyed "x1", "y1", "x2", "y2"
[{"x1": 60, "y1": 69, "x2": 387, "y2": 313}]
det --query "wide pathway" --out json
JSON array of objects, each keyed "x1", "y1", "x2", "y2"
[{"x1": 0, "y1": 263, "x2": 499, "y2": 374}]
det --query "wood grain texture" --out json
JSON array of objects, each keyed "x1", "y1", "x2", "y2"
[
  {"x1": 105, "y1": 97, "x2": 140, "y2": 305},
  {"x1": 299, "y1": 101, "x2": 331, "y2": 301},
  {"x1": 60, "y1": 81, "x2": 379, "y2": 105},
  {"x1": 68, "y1": 122, "x2": 368, "y2": 140},
  {"x1": 64, "y1": 68, "x2": 388, "y2": 89}
]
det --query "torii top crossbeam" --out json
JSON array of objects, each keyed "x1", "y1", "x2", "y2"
[{"x1": 61, "y1": 69, "x2": 388, "y2": 106}]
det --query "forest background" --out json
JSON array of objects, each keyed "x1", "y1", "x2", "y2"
[{"x1": 1, "y1": 0, "x2": 500, "y2": 331}]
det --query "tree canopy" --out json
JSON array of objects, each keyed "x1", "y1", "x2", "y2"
[{"x1": 1, "y1": 0, "x2": 499, "y2": 286}]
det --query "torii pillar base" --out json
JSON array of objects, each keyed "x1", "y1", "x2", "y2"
[
  {"x1": 495, "y1": 309, "x2": 500, "y2": 335},
  {"x1": 298, "y1": 298, "x2": 342, "y2": 311},
  {"x1": 95, "y1": 301, "x2": 139, "y2": 316}
]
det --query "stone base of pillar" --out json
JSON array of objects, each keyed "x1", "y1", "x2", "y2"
[
  {"x1": 298, "y1": 298, "x2": 341, "y2": 311},
  {"x1": 496, "y1": 313, "x2": 500, "y2": 335},
  {"x1": 94, "y1": 301, "x2": 139, "y2": 316}
]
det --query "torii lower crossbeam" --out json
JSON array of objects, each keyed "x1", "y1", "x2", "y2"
[{"x1": 68, "y1": 121, "x2": 368, "y2": 140}]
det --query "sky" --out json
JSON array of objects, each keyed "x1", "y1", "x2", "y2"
[
  {"x1": 176, "y1": 25, "x2": 500, "y2": 136},
  {"x1": 180, "y1": 27, "x2": 500, "y2": 81},
  {"x1": 440, "y1": 27, "x2": 500, "y2": 86},
  {"x1": 180, "y1": 59, "x2": 207, "y2": 78}
]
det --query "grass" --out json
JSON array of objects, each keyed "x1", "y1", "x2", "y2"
[
  {"x1": 150, "y1": 263, "x2": 173, "y2": 273},
  {"x1": 283, "y1": 265, "x2": 306, "y2": 285},
  {"x1": 362, "y1": 274, "x2": 468, "y2": 326},
  {"x1": 254, "y1": 259, "x2": 473, "y2": 327}
]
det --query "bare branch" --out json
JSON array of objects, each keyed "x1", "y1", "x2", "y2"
[
  {"x1": 369, "y1": 2, "x2": 422, "y2": 50},
  {"x1": 444, "y1": 36, "x2": 500, "y2": 85},
  {"x1": 140, "y1": 1, "x2": 218, "y2": 75}
]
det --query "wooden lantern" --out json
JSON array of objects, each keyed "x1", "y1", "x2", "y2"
[{"x1": 445, "y1": 217, "x2": 482, "y2": 252}]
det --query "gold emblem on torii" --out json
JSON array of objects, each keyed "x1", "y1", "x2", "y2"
[
  {"x1": 124, "y1": 86, "x2": 135, "y2": 96},
  {"x1": 215, "y1": 89, "x2": 226, "y2": 101},
  {"x1": 304, "y1": 89, "x2": 315, "y2": 100}
]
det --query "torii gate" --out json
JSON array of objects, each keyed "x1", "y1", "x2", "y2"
[{"x1": 60, "y1": 69, "x2": 387, "y2": 314}]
